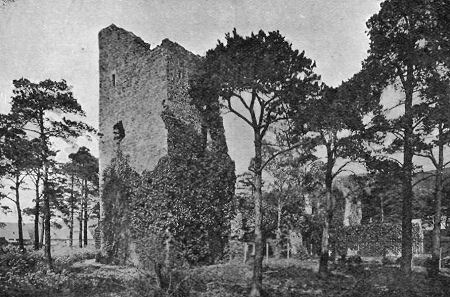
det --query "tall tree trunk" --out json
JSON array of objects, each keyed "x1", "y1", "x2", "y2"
[
  {"x1": 34, "y1": 171, "x2": 41, "y2": 250},
  {"x1": 15, "y1": 175, "x2": 24, "y2": 252},
  {"x1": 275, "y1": 197, "x2": 282, "y2": 259},
  {"x1": 429, "y1": 125, "x2": 444, "y2": 278},
  {"x1": 83, "y1": 179, "x2": 88, "y2": 246},
  {"x1": 79, "y1": 210, "x2": 83, "y2": 248},
  {"x1": 39, "y1": 110, "x2": 52, "y2": 269},
  {"x1": 250, "y1": 132, "x2": 263, "y2": 297},
  {"x1": 43, "y1": 166, "x2": 52, "y2": 269},
  {"x1": 69, "y1": 175, "x2": 74, "y2": 248},
  {"x1": 319, "y1": 146, "x2": 334, "y2": 277},
  {"x1": 40, "y1": 214, "x2": 44, "y2": 248},
  {"x1": 380, "y1": 195, "x2": 384, "y2": 223},
  {"x1": 319, "y1": 185, "x2": 333, "y2": 277},
  {"x1": 400, "y1": 68, "x2": 414, "y2": 276}
]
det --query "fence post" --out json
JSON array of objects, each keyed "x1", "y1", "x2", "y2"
[
  {"x1": 243, "y1": 243, "x2": 247, "y2": 264},
  {"x1": 439, "y1": 247, "x2": 442, "y2": 270}
]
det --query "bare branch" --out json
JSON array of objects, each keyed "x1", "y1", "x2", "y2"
[
  {"x1": 1, "y1": 195, "x2": 16, "y2": 204},
  {"x1": 260, "y1": 142, "x2": 302, "y2": 171},
  {"x1": 226, "y1": 99, "x2": 254, "y2": 127},
  {"x1": 416, "y1": 152, "x2": 438, "y2": 169},
  {"x1": 231, "y1": 92, "x2": 250, "y2": 110},
  {"x1": 249, "y1": 90, "x2": 257, "y2": 125},
  {"x1": 412, "y1": 172, "x2": 435, "y2": 187},
  {"x1": 332, "y1": 160, "x2": 352, "y2": 179}
]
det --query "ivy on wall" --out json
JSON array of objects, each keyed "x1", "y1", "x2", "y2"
[
  {"x1": 101, "y1": 80, "x2": 236, "y2": 268},
  {"x1": 332, "y1": 222, "x2": 423, "y2": 257},
  {"x1": 101, "y1": 148, "x2": 140, "y2": 264},
  {"x1": 130, "y1": 109, "x2": 236, "y2": 266}
]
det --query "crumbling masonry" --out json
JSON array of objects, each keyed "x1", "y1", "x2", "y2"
[
  {"x1": 98, "y1": 25, "x2": 235, "y2": 263},
  {"x1": 99, "y1": 24, "x2": 204, "y2": 175}
]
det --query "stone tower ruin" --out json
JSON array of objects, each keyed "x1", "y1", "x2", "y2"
[
  {"x1": 98, "y1": 25, "x2": 235, "y2": 264},
  {"x1": 99, "y1": 24, "x2": 202, "y2": 176}
]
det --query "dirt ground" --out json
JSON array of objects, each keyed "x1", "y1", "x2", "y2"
[{"x1": 63, "y1": 257, "x2": 450, "y2": 297}]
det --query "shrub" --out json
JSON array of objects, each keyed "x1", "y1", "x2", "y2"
[
  {"x1": 381, "y1": 256, "x2": 397, "y2": 265},
  {"x1": 53, "y1": 247, "x2": 97, "y2": 270},
  {"x1": 412, "y1": 255, "x2": 431, "y2": 267},
  {"x1": 0, "y1": 246, "x2": 43, "y2": 275},
  {"x1": 292, "y1": 244, "x2": 312, "y2": 260},
  {"x1": 127, "y1": 269, "x2": 192, "y2": 297},
  {"x1": 346, "y1": 255, "x2": 362, "y2": 264},
  {"x1": 0, "y1": 245, "x2": 109, "y2": 297}
]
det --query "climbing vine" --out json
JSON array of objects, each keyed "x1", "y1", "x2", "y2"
[
  {"x1": 332, "y1": 222, "x2": 423, "y2": 257},
  {"x1": 130, "y1": 108, "x2": 235, "y2": 266},
  {"x1": 101, "y1": 148, "x2": 140, "y2": 264}
]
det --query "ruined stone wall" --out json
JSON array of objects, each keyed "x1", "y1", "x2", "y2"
[
  {"x1": 334, "y1": 176, "x2": 364, "y2": 227},
  {"x1": 99, "y1": 24, "x2": 169, "y2": 176},
  {"x1": 99, "y1": 25, "x2": 235, "y2": 264},
  {"x1": 99, "y1": 24, "x2": 204, "y2": 176}
]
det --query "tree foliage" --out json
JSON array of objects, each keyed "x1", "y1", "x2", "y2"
[
  {"x1": 9, "y1": 78, "x2": 94, "y2": 268},
  {"x1": 363, "y1": 0, "x2": 450, "y2": 275},
  {"x1": 191, "y1": 29, "x2": 320, "y2": 296}
]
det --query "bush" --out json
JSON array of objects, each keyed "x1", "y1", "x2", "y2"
[
  {"x1": 0, "y1": 246, "x2": 108, "y2": 297},
  {"x1": 0, "y1": 246, "x2": 43, "y2": 276},
  {"x1": 0, "y1": 249, "x2": 69, "y2": 297},
  {"x1": 412, "y1": 255, "x2": 431, "y2": 267},
  {"x1": 53, "y1": 247, "x2": 97, "y2": 270},
  {"x1": 127, "y1": 269, "x2": 192, "y2": 297},
  {"x1": 346, "y1": 255, "x2": 362, "y2": 264},
  {"x1": 381, "y1": 256, "x2": 397, "y2": 265},
  {"x1": 292, "y1": 245, "x2": 312, "y2": 261},
  {"x1": 441, "y1": 256, "x2": 450, "y2": 268}
]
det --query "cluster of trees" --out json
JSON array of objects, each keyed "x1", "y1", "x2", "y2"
[
  {"x1": 192, "y1": 0, "x2": 449, "y2": 295},
  {"x1": 0, "y1": 79, "x2": 97, "y2": 268},
  {"x1": 1, "y1": 1, "x2": 448, "y2": 296}
]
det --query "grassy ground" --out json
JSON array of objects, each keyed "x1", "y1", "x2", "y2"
[
  {"x1": 3, "y1": 246, "x2": 450, "y2": 297},
  {"x1": 60, "y1": 257, "x2": 450, "y2": 297}
]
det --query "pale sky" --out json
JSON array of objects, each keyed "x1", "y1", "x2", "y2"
[
  {"x1": 0, "y1": 0, "x2": 383, "y2": 170},
  {"x1": 0, "y1": 0, "x2": 387, "y2": 220}
]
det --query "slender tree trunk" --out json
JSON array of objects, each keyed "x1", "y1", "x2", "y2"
[
  {"x1": 83, "y1": 179, "x2": 88, "y2": 246},
  {"x1": 79, "y1": 210, "x2": 83, "y2": 248},
  {"x1": 69, "y1": 175, "x2": 74, "y2": 248},
  {"x1": 319, "y1": 189, "x2": 333, "y2": 277},
  {"x1": 38, "y1": 110, "x2": 52, "y2": 269},
  {"x1": 380, "y1": 195, "x2": 384, "y2": 223},
  {"x1": 275, "y1": 197, "x2": 282, "y2": 259},
  {"x1": 79, "y1": 177, "x2": 84, "y2": 248},
  {"x1": 15, "y1": 175, "x2": 24, "y2": 252},
  {"x1": 319, "y1": 146, "x2": 334, "y2": 277},
  {"x1": 43, "y1": 165, "x2": 52, "y2": 269},
  {"x1": 34, "y1": 172, "x2": 40, "y2": 250},
  {"x1": 400, "y1": 68, "x2": 414, "y2": 276},
  {"x1": 250, "y1": 132, "x2": 263, "y2": 297},
  {"x1": 429, "y1": 125, "x2": 444, "y2": 278},
  {"x1": 40, "y1": 214, "x2": 44, "y2": 248}
]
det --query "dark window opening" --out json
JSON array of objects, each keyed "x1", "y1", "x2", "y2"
[
  {"x1": 113, "y1": 120, "x2": 125, "y2": 142},
  {"x1": 112, "y1": 74, "x2": 116, "y2": 87}
]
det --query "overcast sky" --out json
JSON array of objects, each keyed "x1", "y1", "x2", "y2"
[{"x1": 1, "y1": 0, "x2": 393, "y2": 221}]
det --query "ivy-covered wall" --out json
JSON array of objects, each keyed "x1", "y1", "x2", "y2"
[
  {"x1": 130, "y1": 107, "x2": 235, "y2": 266},
  {"x1": 101, "y1": 148, "x2": 140, "y2": 265},
  {"x1": 99, "y1": 25, "x2": 235, "y2": 267},
  {"x1": 331, "y1": 222, "x2": 423, "y2": 257}
]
